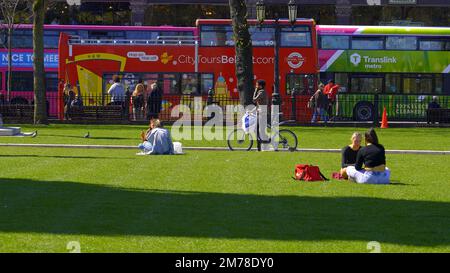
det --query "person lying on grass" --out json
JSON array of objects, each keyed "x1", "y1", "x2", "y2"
[
  {"x1": 340, "y1": 132, "x2": 362, "y2": 179},
  {"x1": 138, "y1": 118, "x2": 174, "y2": 155},
  {"x1": 346, "y1": 128, "x2": 390, "y2": 184}
]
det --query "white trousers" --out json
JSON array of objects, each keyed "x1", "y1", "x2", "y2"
[{"x1": 346, "y1": 166, "x2": 390, "y2": 184}]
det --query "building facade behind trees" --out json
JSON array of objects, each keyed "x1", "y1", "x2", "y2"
[{"x1": 2, "y1": 1, "x2": 447, "y2": 27}]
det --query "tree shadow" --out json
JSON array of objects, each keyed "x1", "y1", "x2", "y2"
[{"x1": 0, "y1": 178, "x2": 448, "y2": 247}]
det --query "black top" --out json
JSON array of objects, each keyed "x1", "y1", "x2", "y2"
[
  {"x1": 428, "y1": 101, "x2": 440, "y2": 109},
  {"x1": 312, "y1": 90, "x2": 329, "y2": 108},
  {"x1": 355, "y1": 144, "x2": 386, "y2": 170},
  {"x1": 341, "y1": 146, "x2": 360, "y2": 168}
]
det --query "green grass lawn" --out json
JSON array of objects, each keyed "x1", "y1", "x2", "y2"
[
  {"x1": 0, "y1": 125, "x2": 449, "y2": 252},
  {"x1": 1, "y1": 124, "x2": 450, "y2": 150}
]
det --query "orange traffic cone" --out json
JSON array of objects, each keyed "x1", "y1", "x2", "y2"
[{"x1": 381, "y1": 107, "x2": 388, "y2": 128}]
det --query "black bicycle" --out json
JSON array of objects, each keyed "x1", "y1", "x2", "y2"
[{"x1": 227, "y1": 112, "x2": 298, "y2": 151}]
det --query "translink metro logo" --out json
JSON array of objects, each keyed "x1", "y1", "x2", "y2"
[{"x1": 350, "y1": 53, "x2": 361, "y2": 66}]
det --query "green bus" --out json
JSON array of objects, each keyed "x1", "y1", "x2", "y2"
[{"x1": 317, "y1": 25, "x2": 450, "y2": 121}]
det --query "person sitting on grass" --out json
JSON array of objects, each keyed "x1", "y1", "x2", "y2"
[
  {"x1": 340, "y1": 132, "x2": 362, "y2": 179},
  {"x1": 346, "y1": 128, "x2": 390, "y2": 184},
  {"x1": 138, "y1": 118, "x2": 174, "y2": 155}
]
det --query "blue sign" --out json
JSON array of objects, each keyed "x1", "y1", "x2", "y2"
[{"x1": 0, "y1": 52, "x2": 59, "y2": 68}]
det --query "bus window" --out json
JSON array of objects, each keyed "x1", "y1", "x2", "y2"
[
  {"x1": 89, "y1": 30, "x2": 125, "y2": 40},
  {"x1": 419, "y1": 40, "x2": 445, "y2": 51},
  {"x1": 126, "y1": 31, "x2": 158, "y2": 40},
  {"x1": 8, "y1": 71, "x2": 33, "y2": 91},
  {"x1": 44, "y1": 30, "x2": 77, "y2": 49},
  {"x1": 320, "y1": 35, "x2": 349, "y2": 49},
  {"x1": 351, "y1": 76, "x2": 383, "y2": 93},
  {"x1": 385, "y1": 74, "x2": 401, "y2": 93},
  {"x1": 12, "y1": 29, "x2": 33, "y2": 48},
  {"x1": 436, "y1": 75, "x2": 443, "y2": 94},
  {"x1": 386, "y1": 36, "x2": 417, "y2": 50},
  {"x1": 403, "y1": 75, "x2": 433, "y2": 94},
  {"x1": 280, "y1": 27, "x2": 311, "y2": 47},
  {"x1": 78, "y1": 30, "x2": 89, "y2": 39},
  {"x1": 0, "y1": 32, "x2": 5, "y2": 47},
  {"x1": 200, "y1": 25, "x2": 233, "y2": 46},
  {"x1": 250, "y1": 27, "x2": 275, "y2": 47},
  {"x1": 45, "y1": 73, "x2": 58, "y2": 92},
  {"x1": 181, "y1": 73, "x2": 198, "y2": 95},
  {"x1": 334, "y1": 73, "x2": 349, "y2": 93},
  {"x1": 201, "y1": 31, "x2": 233, "y2": 46},
  {"x1": 201, "y1": 74, "x2": 214, "y2": 94},
  {"x1": 44, "y1": 35, "x2": 60, "y2": 49},
  {"x1": 351, "y1": 37, "x2": 384, "y2": 50},
  {"x1": 162, "y1": 74, "x2": 179, "y2": 95},
  {"x1": 286, "y1": 74, "x2": 315, "y2": 95}
]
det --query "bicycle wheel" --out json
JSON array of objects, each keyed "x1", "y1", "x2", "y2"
[
  {"x1": 227, "y1": 128, "x2": 253, "y2": 151},
  {"x1": 273, "y1": 129, "x2": 298, "y2": 151}
]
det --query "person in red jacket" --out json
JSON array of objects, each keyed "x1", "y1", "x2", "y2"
[{"x1": 323, "y1": 79, "x2": 340, "y2": 120}]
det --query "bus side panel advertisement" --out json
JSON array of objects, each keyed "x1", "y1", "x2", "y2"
[{"x1": 320, "y1": 50, "x2": 450, "y2": 73}]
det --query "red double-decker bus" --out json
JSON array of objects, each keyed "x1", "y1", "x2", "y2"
[
  {"x1": 196, "y1": 19, "x2": 318, "y2": 98},
  {"x1": 58, "y1": 19, "x2": 318, "y2": 121},
  {"x1": 1, "y1": 24, "x2": 195, "y2": 118}
]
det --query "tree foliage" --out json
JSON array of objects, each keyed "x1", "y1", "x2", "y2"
[{"x1": 0, "y1": 0, "x2": 31, "y2": 101}]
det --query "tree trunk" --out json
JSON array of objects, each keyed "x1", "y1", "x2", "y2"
[
  {"x1": 229, "y1": 0, "x2": 254, "y2": 106},
  {"x1": 33, "y1": 0, "x2": 48, "y2": 124},
  {"x1": 7, "y1": 28, "x2": 12, "y2": 102}
]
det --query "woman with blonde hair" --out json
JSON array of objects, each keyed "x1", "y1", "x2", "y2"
[
  {"x1": 340, "y1": 132, "x2": 362, "y2": 179},
  {"x1": 346, "y1": 128, "x2": 390, "y2": 184},
  {"x1": 132, "y1": 79, "x2": 145, "y2": 120}
]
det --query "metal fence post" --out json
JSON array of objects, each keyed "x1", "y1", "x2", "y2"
[
  {"x1": 373, "y1": 93, "x2": 379, "y2": 126},
  {"x1": 291, "y1": 88, "x2": 296, "y2": 121}
]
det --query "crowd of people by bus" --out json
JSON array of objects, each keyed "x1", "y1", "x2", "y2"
[
  {"x1": 308, "y1": 79, "x2": 340, "y2": 124},
  {"x1": 107, "y1": 75, "x2": 163, "y2": 120},
  {"x1": 63, "y1": 75, "x2": 163, "y2": 121}
]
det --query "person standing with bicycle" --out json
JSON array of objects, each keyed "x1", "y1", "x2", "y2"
[{"x1": 253, "y1": 79, "x2": 270, "y2": 151}]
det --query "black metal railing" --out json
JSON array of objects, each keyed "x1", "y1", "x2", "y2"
[{"x1": 1, "y1": 92, "x2": 449, "y2": 124}]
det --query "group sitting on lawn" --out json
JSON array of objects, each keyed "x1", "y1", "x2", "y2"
[
  {"x1": 340, "y1": 128, "x2": 390, "y2": 184},
  {"x1": 137, "y1": 118, "x2": 174, "y2": 155}
]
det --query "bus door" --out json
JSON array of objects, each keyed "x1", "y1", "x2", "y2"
[
  {"x1": 286, "y1": 74, "x2": 316, "y2": 95},
  {"x1": 285, "y1": 73, "x2": 316, "y2": 122}
]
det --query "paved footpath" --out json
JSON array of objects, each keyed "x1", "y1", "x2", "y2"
[{"x1": 0, "y1": 143, "x2": 449, "y2": 155}]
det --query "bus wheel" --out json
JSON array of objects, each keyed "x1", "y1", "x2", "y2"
[{"x1": 353, "y1": 101, "x2": 374, "y2": 121}]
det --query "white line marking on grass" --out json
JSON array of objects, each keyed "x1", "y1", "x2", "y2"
[{"x1": 0, "y1": 143, "x2": 449, "y2": 155}]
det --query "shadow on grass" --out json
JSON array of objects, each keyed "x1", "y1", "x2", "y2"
[{"x1": 0, "y1": 178, "x2": 448, "y2": 247}]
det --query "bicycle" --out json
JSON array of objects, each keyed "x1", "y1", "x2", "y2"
[{"x1": 227, "y1": 110, "x2": 298, "y2": 152}]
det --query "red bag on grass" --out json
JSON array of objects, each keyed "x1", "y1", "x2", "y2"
[
  {"x1": 332, "y1": 172, "x2": 344, "y2": 180},
  {"x1": 294, "y1": 164, "x2": 329, "y2": 181}
]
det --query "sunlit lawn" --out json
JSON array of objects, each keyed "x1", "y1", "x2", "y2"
[
  {"x1": 0, "y1": 125, "x2": 449, "y2": 252},
  {"x1": 1, "y1": 124, "x2": 450, "y2": 150}
]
